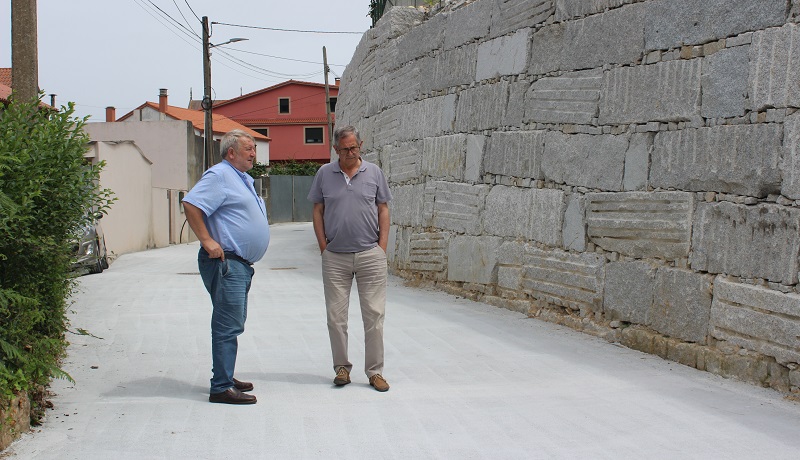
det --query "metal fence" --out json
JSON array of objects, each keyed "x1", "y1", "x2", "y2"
[{"x1": 262, "y1": 175, "x2": 315, "y2": 223}]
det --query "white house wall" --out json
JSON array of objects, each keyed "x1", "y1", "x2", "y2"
[
  {"x1": 86, "y1": 120, "x2": 199, "y2": 191},
  {"x1": 91, "y1": 141, "x2": 154, "y2": 257}
]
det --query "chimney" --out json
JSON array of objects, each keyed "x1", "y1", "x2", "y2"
[
  {"x1": 334, "y1": 78, "x2": 341, "y2": 86},
  {"x1": 49, "y1": 94, "x2": 56, "y2": 107},
  {"x1": 159, "y1": 88, "x2": 168, "y2": 112},
  {"x1": 106, "y1": 106, "x2": 116, "y2": 122}
]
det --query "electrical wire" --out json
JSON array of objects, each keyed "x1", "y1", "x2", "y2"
[
  {"x1": 132, "y1": 0, "x2": 202, "y2": 49},
  {"x1": 225, "y1": 47, "x2": 347, "y2": 67},
  {"x1": 213, "y1": 21, "x2": 364, "y2": 34},
  {"x1": 184, "y1": 0, "x2": 202, "y2": 23},
  {"x1": 131, "y1": 0, "x2": 320, "y2": 83},
  {"x1": 130, "y1": 0, "x2": 350, "y2": 103},
  {"x1": 172, "y1": 0, "x2": 197, "y2": 35},
  {"x1": 214, "y1": 48, "x2": 321, "y2": 79},
  {"x1": 144, "y1": 0, "x2": 200, "y2": 38}
]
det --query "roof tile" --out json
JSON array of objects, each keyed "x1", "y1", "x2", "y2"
[{"x1": 117, "y1": 102, "x2": 269, "y2": 141}]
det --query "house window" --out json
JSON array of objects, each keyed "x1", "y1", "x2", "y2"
[
  {"x1": 305, "y1": 127, "x2": 324, "y2": 144},
  {"x1": 279, "y1": 98, "x2": 290, "y2": 114},
  {"x1": 253, "y1": 127, "x2": 269, "y2": 137},
  {"x1": 329, "y1": 97, "x2": 337, "y2": 113}
]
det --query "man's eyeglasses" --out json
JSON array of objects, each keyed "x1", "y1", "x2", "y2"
[{"x1": 336, "y1": 146, "x2": 361, "y2": 154}]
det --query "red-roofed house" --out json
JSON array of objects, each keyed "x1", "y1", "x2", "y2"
[
  {"x1": 0, "y1": 83, "x2": 12, "y2": 106},
  {"x1": 0, "y1": 68, "x2": 11, "y2": 87},
  {"x1": 0, "y1": 67, "x2": 53, "y2": 109},
  {"x1": 211, "y1": 80, "x2": 338, "y2": 164},
  {"x1": 118, "y1": 89, "x2": 270, "y2": 166}
]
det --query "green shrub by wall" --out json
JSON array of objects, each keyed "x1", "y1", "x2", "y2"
[{"x1": 0, "y1": 95, "x2": 114, "y2": 424}]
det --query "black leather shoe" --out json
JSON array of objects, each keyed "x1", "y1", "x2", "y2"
[
  {"x1": 233, "y1": 378, "x2": 254, "y2": 392},
  {"x1": 209, "y1": 387, "x2": 257, "y2": 405}
]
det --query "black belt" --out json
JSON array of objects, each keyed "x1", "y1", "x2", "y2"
[{"x1": 224, "y1": 252, "x2": 253, "y2": 266}]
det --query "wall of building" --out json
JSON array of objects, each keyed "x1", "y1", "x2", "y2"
[
  {"x1": 85, "y1": 120, "x2": 201, "y2": 252},
  {"x1": 213, "y1": 83, "x2": 336, "y2": 162},
  {"x1": 89, "y1": 141, "x2": 155, "y2": 257},
  {"x1": 336, "y1": 0, "x2": 800, "y2": 394},
  {"x1": 86, "y1": 120, "x2": 199, "y2": 191}
]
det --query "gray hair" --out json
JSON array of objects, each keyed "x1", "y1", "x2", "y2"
[
  {"x1": 220, "y1": 130, "x2": 255, "y2": 160},
  {"x1": 333, "y1": 125, "x2": 361, "y2": 147}
]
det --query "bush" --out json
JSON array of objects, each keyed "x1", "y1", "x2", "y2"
[
  {"x1": 0, "y1": 95, "x2": 114, "y2": 423},
  {"x1": 268, "y1": 160, "x2": 322, "y2": 176},
  {"x1": 247, "y1": 161, "x2": 268, "y2": 179}
]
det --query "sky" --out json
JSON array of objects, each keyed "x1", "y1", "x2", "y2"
[{"x1": 0, "y1": 0, "x2": 372, "y2": 122}]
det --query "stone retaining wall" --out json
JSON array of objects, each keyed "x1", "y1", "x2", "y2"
[
  {"x1": 336, "y1": 0, "x2": 800, "y2": 394},
  {"x1": 0, "y1": 394, "x2": 30, "y2": 451}
]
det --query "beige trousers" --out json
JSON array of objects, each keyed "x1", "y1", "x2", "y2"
[{"x1": 321, "y1": 246, "x2": 387, "y2": 377}]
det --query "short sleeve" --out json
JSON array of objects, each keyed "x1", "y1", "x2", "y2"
[
  {"x1": 182, "y1": 169, "x2": 227, "y2": 216},
  {"x1": 307, "y1": 168, "x2": 325, "y2": 203},
  {"x1": 375, "y1": 167, "x2": 392, "y2": 204}
]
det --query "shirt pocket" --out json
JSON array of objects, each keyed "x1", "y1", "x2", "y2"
[{"x1": 361, "y1": 182, "x2": 377, "y2": 203}]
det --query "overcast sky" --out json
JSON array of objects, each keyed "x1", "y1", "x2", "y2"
[{"x1": 0, "y1": 0, "x2": 372, "y2": 121}]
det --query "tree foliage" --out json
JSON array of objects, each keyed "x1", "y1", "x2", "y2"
[{"x1": 0, "y1": 95, "x2": 114, "y2": 423}]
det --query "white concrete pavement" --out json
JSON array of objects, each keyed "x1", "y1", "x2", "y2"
[{"x1": 5, "y1": 222, "x2": 800, "y2": 459}]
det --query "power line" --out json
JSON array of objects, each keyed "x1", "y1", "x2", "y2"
[
  {"x1": 132, "y1": 0, "x2": 201, "y2": 49},
  {"x1": 144, "y1": 0, "x2": 200, "y2": 39},
  {"x1": 184, "y1": 0, "x2": 202, "y2": 23},
  {"x1": 214, "y1": 48, "x2": 321, "y2": 79},
  {"x1": 172, "y1": 0, "x2": 197, "y2": 35},
  {"x1": 213, "y1": 21, "x2": 364, "y2": 34},
  {"x1": 225, "y1": 47, "x2": 347, "y2": 67},
  {"x1": 130, "y1": 1, "x2": 345, "y2": 100},
  {"x1": 131, "y1": 0, "x2": 319, "y2": 83}
]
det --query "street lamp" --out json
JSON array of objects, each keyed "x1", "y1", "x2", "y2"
[{"x1": 202, "y1": 15, "x2": 248, "y2": 170}]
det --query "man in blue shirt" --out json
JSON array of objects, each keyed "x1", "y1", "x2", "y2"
[
  {"x1": 308, "y1": 125, "x2": 392, "y2": 392},
  {"x1": 182, "y1": 130, "x2": 270, "y2": 404}
]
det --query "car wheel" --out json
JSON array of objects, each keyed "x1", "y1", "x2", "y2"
[
  {"x1": 100, "y1": 237, "x2": 109, "y2": 269},
  {"x1": 89, "y1": 241, "x2": 104, "y2": 274}
]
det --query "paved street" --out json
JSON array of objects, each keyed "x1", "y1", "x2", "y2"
[{"x1": 5, "y1": 222, "x2": 800, "y2": 459}]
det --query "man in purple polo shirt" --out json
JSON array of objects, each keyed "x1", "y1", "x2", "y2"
[
  {"x1": 182, "y1": 129, "x2": 270, "y2": 405},
  {"x1": 308, "y1": 125, "x2": 393, "y2": 392}
]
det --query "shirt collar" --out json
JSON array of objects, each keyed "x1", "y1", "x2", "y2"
[
  {"x1": 333, "y1": 159, "x2": 367, "y2": 173},
  {"x1": 223, "y1": 159, "x2": 254, "y2": 184}
]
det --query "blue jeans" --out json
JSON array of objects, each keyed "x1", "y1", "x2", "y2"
[{"x1": 198, "y1": 249, "x2": 254, "y2": 394}]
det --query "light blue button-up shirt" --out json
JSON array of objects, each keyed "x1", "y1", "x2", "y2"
[{"x1": 183, "y1": 160, "x2": 270, "y2": 263}]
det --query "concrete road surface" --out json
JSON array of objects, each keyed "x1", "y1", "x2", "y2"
[{"x1": 5, "y1": 222, "x2": 800, "y2": 459}]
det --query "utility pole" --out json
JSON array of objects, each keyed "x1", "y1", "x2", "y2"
[
  {"x1": 202, "y1": 16, "x2": 213, "y2": 170},
  {"x1": 323, "y1": 46, "x2": 334, "y2": 159},
  {"x1": 11, "y1": 0, "x2": 39, "y2": 103}
]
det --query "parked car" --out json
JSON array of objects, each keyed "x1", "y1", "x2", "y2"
[{"x1": 72, "y1": 213, "x2": 109, "y2": 274}]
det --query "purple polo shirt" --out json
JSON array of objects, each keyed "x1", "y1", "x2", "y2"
[{"x1": 307, "y1": 159, "x2": 391, "y2": 253}]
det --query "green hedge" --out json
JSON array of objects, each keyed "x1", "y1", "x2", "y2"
[
  {"x1": 0, "y1": 95, "x2": 114, "y2": 423},
  {"x1": 267, "y1": 160, "x2": 322, "y2": 176}
]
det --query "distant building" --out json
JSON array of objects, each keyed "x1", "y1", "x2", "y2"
[
  {"x1": 118, "y1": 88, "x2": 270, "y2": 166},
  {"x1": 211, "y1": 80, "x2": 338, "y2": 164},
  {"x1": 0, "y1": 67, "x2": 54, "y2": 109}
]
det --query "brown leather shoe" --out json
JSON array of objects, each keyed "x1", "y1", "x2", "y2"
[
  {"x1": 333, "y1": 367, "x2": 351, "y2": 386},
  {"x1": 233, "y1": 378, "x2": 253, "y2": 392},
  {"x1": 209, "y1": 387, "x2": 257, "y2": 404},
  {"x1": 369, "y1": 374, "x2": 389, "y2": 392}
]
